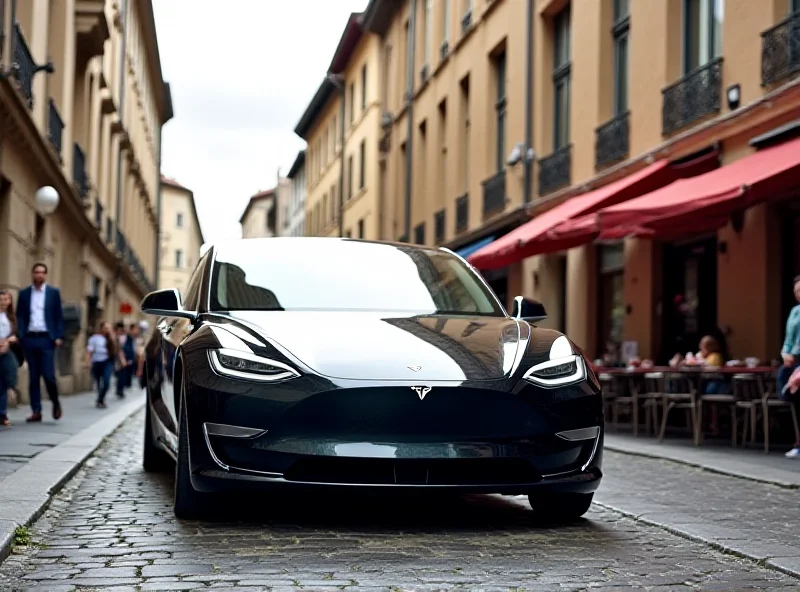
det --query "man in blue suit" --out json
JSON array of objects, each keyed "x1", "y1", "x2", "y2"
[{"x1": 16, "y1": 262, "x2": 64, "y2": 421}]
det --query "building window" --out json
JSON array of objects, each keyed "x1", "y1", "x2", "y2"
[
  {"x1": 347, "y1": 154, "x2": 354, "y2": 198},
  {"x1": 597, "y1": 243, "x2": 625, "y2": 358},
  {"x1": 414, "y1": 222, "x2": 426, "y2": 245},
  {"x1": 553, "y1": 5, "x2": 571, "y2": 151},
  {"x1": 176, "y1": 212, "x2": 184, "y2": 228},
  {"x1": 359, "y1": 140, "x2": 366, "y2": 189},
  {"x1": 493, "y1": 50, "x2": 507, "y2": 172},
  {"x1": 358, "y1": 218, "x2": 364, "y2": 238},
  {"x1": 349, "y1": 83, "x2": 355, "y2": 124},
  {"x1": 683, "y1": 0, "x2": 724, "y2": 73},
  {"x1": 175, "y1": 249, "x2": 184, "y2": 269},
  {"x1": 323, "y1": 194, "x2": 328, "y2": 227},
  {"x1": 613, "y1": 0, "x2": 630, "y2": 115},
  {"x1": 460, "y1": 75, "x2": 470, "y2": 194},
  {"x1": 330, "y1": 184, "x2": 337, "y2": 222},
  {"x1": 793, "y1": 0, "x2": 800, "y2": 13},
  {"x1": 361, "y1": 64, "x2": 367, "y2": 109},
  {"x1": 424, "y1": 0, "x2": 433, "y2": 65},
  {"x1": 345, "y1": 229, "x2": 352, "y2": 238}
]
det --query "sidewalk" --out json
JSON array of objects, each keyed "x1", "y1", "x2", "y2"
[
  {"x1": 0, "y1": 386, "x2": 145, "y2": 563},
  {"x1": 604, "y1": 432, "x2": 800, "y2": 488}
]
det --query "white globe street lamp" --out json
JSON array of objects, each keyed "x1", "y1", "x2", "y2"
[{"x1": 34, "y1": 186, "x2": 60, "y2": 216}]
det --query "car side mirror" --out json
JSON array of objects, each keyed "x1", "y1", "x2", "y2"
[
  {"x1": 141, "y1": 288, "x2": 196, "y2": 321},
  {"x1": 512, "y1": 296, "x2": 547, "y2": 323}
]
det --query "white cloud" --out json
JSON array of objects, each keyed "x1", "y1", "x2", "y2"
[{"x1": 153, "y1": 0, "x2": 368, "y2": 245}]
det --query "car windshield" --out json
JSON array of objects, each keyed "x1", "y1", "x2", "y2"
[{"x1": 209, "y1": 238, "x2": 505, "y2": 316}]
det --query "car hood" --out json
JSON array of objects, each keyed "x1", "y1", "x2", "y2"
[{"x1": 223, "y1": 311, "x2": 525, "y2": 381}]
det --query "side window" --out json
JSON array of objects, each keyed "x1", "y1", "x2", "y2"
[{"x1": 181, "y1": 252, "x2": 209, "y2": 311}]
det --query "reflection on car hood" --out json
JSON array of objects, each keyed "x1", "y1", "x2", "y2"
[{"x1": 224, "y1": 311, "x2": 525, "y2": 381}]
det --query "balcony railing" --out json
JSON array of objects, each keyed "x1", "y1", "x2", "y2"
[
  {"x1": 662, "y1": 57, "x2": 722, "y2": 136},
  {"x1": 94, "y1": 199, "x2": 103, "y2": 228},
  {"x1": 461, "y1": 10, "x2": 472, "y2": 34},
  {"x1": 11, "y1": 24, "x2": 35, "y2": 108},
  {"x1": 48, "y1": 99, "x2": 64, "y2": 159},
  {"x1": 761, "y1": 13, "x2": 800, "y2": 86},
  {"x1": 482, "y1": 171, "x2": 506, "y2": 219},
  {"x1": 73, "y1": 143, "x2": 89, "y2": 198},
  {"x1": 105, "y1": 216, "x2": 114, "y2": 244},
  {"x1": 434, "y1": 209, "x2": 446, "y2": 245},
  {"x1": 595, "y1": 111, "x2": 630, "y2": 169},
  {"x1": 455, "y1": 193, "x2": 469, "y2": 234},
  {"x1": 538, "y1": 145, "x2": 572, "y2": 196}
]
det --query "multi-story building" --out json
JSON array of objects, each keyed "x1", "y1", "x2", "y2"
[
  {"x1": 0, "y1": 0, "x2": 172, "y2": 393},
  {"x1": 363, "y1": 0, "x2": 800, "y2": 364},
  {"x1": 274, "y1": 174, "x2": 292, "y2": 236},
  {"x1": 159, "y1": 176, "x2": 204, "y2": 294},
  {"x1": 239, "y1": 188, "x2": 277, "y2": 238},
  {"x1": 286, "y1": 150, "x2": 306, "y2": 237},
  {"x1": 295, "y1": 11, "x2": 383, "y2": 240}
]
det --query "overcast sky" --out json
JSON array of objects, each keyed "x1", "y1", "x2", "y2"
[{"x1": 153, "y1": 0, "x2": 368, "y2": 246}]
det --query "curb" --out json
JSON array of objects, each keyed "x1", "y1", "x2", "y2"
[
  {"x1": 0, "y1": 396, "x2": 145, "y2": 564},
  {"x1": 603, "y1": 442, "x2": 800, "y2": 490},
  {"x1": 594, "y1": 500, "x2": 800, "y2": 580}
]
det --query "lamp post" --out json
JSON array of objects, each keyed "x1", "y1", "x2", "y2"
[{"x1": 34, "y1": 186, "x2": 60, "y2": 216}]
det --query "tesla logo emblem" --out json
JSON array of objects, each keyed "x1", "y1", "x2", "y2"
[
  {"x1": 407, "y1": 365, "x2": 422, "y2": 372},
  {"x1": 411, "y1": 386, "x2": 432, "y2": 400}
]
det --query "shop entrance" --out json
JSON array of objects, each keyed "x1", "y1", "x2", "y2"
[{"x1": 660, "y1": 236, "x2": 719, "y2": 363}]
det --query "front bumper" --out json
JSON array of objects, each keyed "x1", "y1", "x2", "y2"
[{"x1": 184, "y1": 377, "x2": 604, "y2": 495}]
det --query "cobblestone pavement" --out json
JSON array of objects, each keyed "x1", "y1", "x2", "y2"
[{"x1": 1, "y1": 412, "x2": 798, "y2": 591}]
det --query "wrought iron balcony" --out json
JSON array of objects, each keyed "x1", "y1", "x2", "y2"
[
  {"x1": 94, "y1": 199, "x2": 103, "y2": 227},
  {"x1": 595, "y1": 111, "x2": 630, "y2": 169},
  {"x1": 12, "y1": 24, "x2": 35, "y2": 108},
  {"x1": 105, "y1": 217, "x2": 114, "y2": 244},
  {"x1": 482, "y1": 171, "x2": 506, "y2": 219},
  {"x1": 73, "y1": 143, "x2": 89, "y2": 198},
  {"x1": 461, "y1": 10, "x2": 472, "y2": 34},
  {"x1": 455, "y1": 193, "x2": 469, "y2": 234},
  {"x1": 434, "y1": 209, "x2": 446, "y2": 245},
  {"x1": 47, "y1": 99, "x2": 64, "y2": 159},
  {"x1": 662, "y1": 57, "x2": 722, "y2": 136},
  {"x1": 538, "y1": 145, "x2": 572, "y2": 196},
  {"x1": 761, "y1": 13, "x2": 800, "y2": 86},
  {"x1": 440, "y1": 40, "x2": 449, "y2": 61},
  {"x1": 115, "y1": 228, "x2": 128, "y2": 258},
  {"x1": 420, "y1": 64, "x2": 429, "y2": 86}
]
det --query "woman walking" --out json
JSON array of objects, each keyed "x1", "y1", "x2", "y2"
[
  {"x1": 0, "y1": 290, "x2": 21, "y2": 427},
  {"x1": 85, "y1": 321, "x2": 121, "y2": 408}
]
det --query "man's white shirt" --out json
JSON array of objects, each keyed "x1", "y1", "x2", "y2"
[{"x1": 29, "y1": 284, "x2": 48, "y2": 333}]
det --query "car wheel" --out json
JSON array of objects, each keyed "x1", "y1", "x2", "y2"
[
  {"x1": 143, "y1": 400, "x2": 171, "y2": 473},
  {"x1": 528, "y1": 492, "x2": 594, "y2": 521},
  {"x1": 174, "y1": 395, "x2": 210, "y2": 520}
]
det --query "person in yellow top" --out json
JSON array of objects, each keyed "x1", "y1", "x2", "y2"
[
  {"x1": 700, "y1": 335, "x2": 725, "y2": 368},
  {"x1": 698, "y1": 334, "x2": 727, "y2": 436}
]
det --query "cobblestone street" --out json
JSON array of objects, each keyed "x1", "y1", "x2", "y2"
[{"x1": 1, "y1": 412, "x2": 798, "y2": 591}]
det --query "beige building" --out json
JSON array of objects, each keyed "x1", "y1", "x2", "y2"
[
  {"x1": 295, "y1": 11, "x2": 383, "y2": 240},
  {"x1": 159, "y1": 176, "x2": 204, "y2": 294},
  {"x1": 239, "y1": 188, "x2": 277, "y2": 238},
  {"x1": 363, "y1": 0, "x2": 800, "y2": 364},
  {"x1": 0, "y1": 0, "x2": 172, "y2": 393}
]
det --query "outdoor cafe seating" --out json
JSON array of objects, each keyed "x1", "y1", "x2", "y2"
[{"x1": 595, "y1": 353, "x2": 800, "y2": 453}]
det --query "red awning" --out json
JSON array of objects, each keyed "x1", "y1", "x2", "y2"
[
  {"x1": 468, "y1": 151, "x2": 719, "y2": 270},
  {"x1": 584, "y1": 134, "x2": 800, "y2": 239}
]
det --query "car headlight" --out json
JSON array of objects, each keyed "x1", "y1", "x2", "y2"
[
  {"x1": 522, "y1": 335, "x2": 587, "y2": 388},
  {"x1": 208, "y1": 348, "x2": 300, "y2": 382}
]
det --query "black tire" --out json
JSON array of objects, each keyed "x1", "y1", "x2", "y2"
[
  {"x1": 528, "y1": 492, "x2": 594, "y2": 521},
  {"x1": 143, "y1": 400, "x2": 171, "y2": 473},
  {"x1": 174, "y1": 393, "x2": 210, "y2": 520}
]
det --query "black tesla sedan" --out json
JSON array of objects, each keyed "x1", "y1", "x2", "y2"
[{"x1": 140, "y1": 237, "x2": 603, "y2": 520}]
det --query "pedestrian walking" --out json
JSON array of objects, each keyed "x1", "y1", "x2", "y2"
[
  {"x1": 779, "y1": 275, "x2": 800, "y2": 459},
  {"x1": 0, "y1": 290, "x2": 22, "y2": 426},
  {"x1": 16, "y1": 262, "x2": 64, "y2": 422},
  {"x1": 114, "y1": 321, "x2": 134, "y2": 398},
  {"x1": 84, "y1": 321, "x2": 120, "y2": 408}
]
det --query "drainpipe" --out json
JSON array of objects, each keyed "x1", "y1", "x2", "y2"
[
  {"x1": 403, "y1": 0, "x2": 417, "y2": 240},
  {"x1": 153, "y1": 123, "x2": 161, "y2": 291},
  {"x1": 336, "y1": 78, "x2": 345, "y2": 237},
  {"x1": 522, "y1": 0, "x2": 534, "y2": 205},
  {"x1": 114, "y1": 0, "x2": 128, "y2": 238}
]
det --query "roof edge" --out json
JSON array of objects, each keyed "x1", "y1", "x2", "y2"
[
  {"x1": 293, "y1": 78, "x2": 338, "y2": 140},
  {"x1": 328, "y1": 13, "x2": 365, "y2": 75},
  {"x1": 362, "y1": 0, "x2": 399, "y2": 36},
  {"x1": 287, "y1": 150, "x2": 306, "y2": 179}
]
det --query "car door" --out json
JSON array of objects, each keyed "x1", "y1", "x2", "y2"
[{"x1": 148, "y1": 254, "x2": 208, "y2": 443}]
